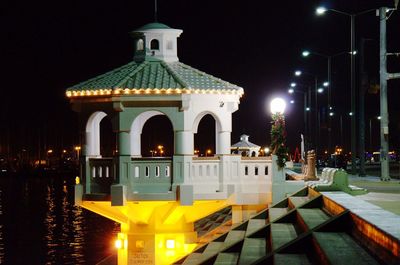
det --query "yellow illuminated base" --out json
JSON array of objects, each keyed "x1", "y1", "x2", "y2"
[{"x1": 80, "y1": 200, "x2": 229, "y2": 265}]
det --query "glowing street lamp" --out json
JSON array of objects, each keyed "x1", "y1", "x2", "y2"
[
  {"x1": 302, "y1": 50, "x2": 310, "y2": 57},
  {"x1": 294, "y1": 70, "x2": 302, "y2": 76},
  {"x1": 270, "y1": 97, "x2": 287, "y2": 168},
  {"x1": 316, "y1": 6, "x2": 327, "y2": 15},
  {"x1": 317, "y1": 87, "x2": 324, "y2": 93},
  {"x1": 288, "y1": 88, "x2": 294, "y2": 94},
  {"x1": 270, "y1": 98, "x2": 286, "y2": 115},
  {"x1": 290, "y1": 82, "x2": 296, "y2": 87},
  {"x1": 323, "y1": 81, "x2": 329, "y2": 87},
  {"x1": 157, "y1": 145, "x2": 164, "y2": 156},
  {"x1": 264, "y1": 147, "x2": 270, "y2": 154},
  {"x1": 206, "y1": 149, "x2": 212, "y2": 156},
  {"x1": 290, "y1": 100, "x2": 295, "y2": 104}
]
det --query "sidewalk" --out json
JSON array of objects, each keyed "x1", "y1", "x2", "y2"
[{"x1": 347, "y1": 174, "x2": 400, "y2": 215}]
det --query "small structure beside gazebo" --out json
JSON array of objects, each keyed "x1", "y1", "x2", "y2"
[{"x1": 231, "y1": 134, "x2": 261, "y2": 157}]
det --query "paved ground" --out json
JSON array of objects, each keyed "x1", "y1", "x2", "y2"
[{"x1": 346, "y1": 174, "x2": 400, "y2": 215}]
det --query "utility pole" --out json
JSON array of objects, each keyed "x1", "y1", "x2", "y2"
[
  {"x1": 327, "y1": 56, "x2": 332, "y2": 154},
  {"x1": 350, "y1": 14, "x2": 357, "y2": 175},
  {"x1": 359, "y1": 38, "x2": 368, "y2": 176},
  {"x1": 379, "y1": 5, "x2": 400, "y2": 181},
  {"x1": 379, "y1": 7, "x2": 390, "y2": 181}
]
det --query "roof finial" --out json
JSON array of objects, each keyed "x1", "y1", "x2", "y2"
[{"x1": 154, "y1": 0, "x2": 158, "y2": 22}]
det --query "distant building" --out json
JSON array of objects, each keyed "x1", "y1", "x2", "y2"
[{"x1": 231, "y1": 134, "x2": 261, "y2": 157}]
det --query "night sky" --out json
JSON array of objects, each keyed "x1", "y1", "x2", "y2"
[{"x1": 2, "y1": 0, "x2": 399, "y2": 158}]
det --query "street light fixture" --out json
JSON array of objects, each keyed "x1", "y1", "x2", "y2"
[
  {"x1": 290, "y1": 100, "x2": 295, "y2": 104},
  {"x1": 316, "y1": 5, "x2": 376, "y2": 175},
  {"x1": 290, "y1": 82, "x2": 296, "y2": 87},
  {"x1": 288, "y1": 88, "x2": 294, "y2": 94},
  {"x1": 270, "y1": 98, "x2": 286, "y2": 115},
  {"x1": 295, "y1": 70, "x2": 302, "y2": 76},
  {"x1": 317, "y1": 88, "x2": 324, "y2": 93},
  {"x1": 316, "y1": 7, "x2": 327, "y2": 15},
  {"x1": 302, "y1": 50, "x2": 311, "y2": 57}
]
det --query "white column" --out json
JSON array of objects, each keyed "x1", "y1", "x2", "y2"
[
  {"x1": 175, "y1": 131, "x2": 193, "y2": 155},
  {"x1": 130, "y1": 130, "x2": 141, "y2": 157},
  {"x1": 216, "y1": 131, "x2": 231, "y2": 155}
]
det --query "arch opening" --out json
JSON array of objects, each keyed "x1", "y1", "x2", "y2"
[
  {"x1": 130, "y1": 111, "x2": 174, "y2": 157},
  {"x1": 150, "y1": 39, "x2": 159, "y2": 50},
  {"x1": 85, "y1": 111, "x2": 115, "y2": 157},
  {"x1": 194, "y1": 114, "x2": 216, "y2": 157}
]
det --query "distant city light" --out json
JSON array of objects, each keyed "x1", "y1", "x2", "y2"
[
  {"x1": 349, "y1": 112, "x2": 353, "y2": 116},
  {"x1": 329, "y1": 112, "x2": 334, "y2": 116},
  {"x1": 290, "y1": 82, "x2": 296, "y2": 87},
  {"x1": 294, "y1": 70, "x2": 302, "y2": 76},
  {"x1": 306, "y1": 107, "x2": 310, "y2": 111},
  {"x1": 288, "y1": 88, "x2": 294, "y2": 94},
  {"x1": 206, "y1": 149, "x2": 212, "y2": 156},
  {"x1": 47, "y1": 149, "x2": 53, "y2": 154},
  {"x1": 323, "y1": 82, "x2": 329, "y2": 87},
  {"x1": 317, "y1": 88, "x2": 324, "y2": 93},
  {"x1": 302, "y1": 50, "x2": 310, "y2": 57},
  {"x1": 316, "y1": 7, "x2": 327, "y2": 15},
  {"x1": 329, "y1": 106, "x2": 333, "y2": 110}
]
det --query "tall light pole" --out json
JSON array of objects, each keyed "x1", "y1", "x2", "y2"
[
  {"x1": 316, "y1": 6, "x2": 375, "y2": 174},
  {"x1": 288, "y1": 84, "x2": 309, "y2": 152},
  {"x1": 294, "y1": 70, "x2": 327, "y2": 156},
  {"x1": 301, "y1": 49, "x2": 348, "y2": 154},
  {"x1": 379, "y1": 7, "x2": 390, "y2": 181}
]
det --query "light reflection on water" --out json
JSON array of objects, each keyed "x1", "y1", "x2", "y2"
[{"x1": 0, "y1": 175, "x2": 119, "y2": 265}]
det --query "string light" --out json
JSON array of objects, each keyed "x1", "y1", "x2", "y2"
[{"x1": 66, "y1": 88, "x2": 244, "y2": 98}]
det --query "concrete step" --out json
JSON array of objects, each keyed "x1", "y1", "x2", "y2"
[
  {"x1": 274, "y1": 253, "x2": 311, "y2": 265},
  {"x1": 289, "y1": 196, "x2": 311, "y2": 208},
  {"x1": 213, "y1": 253, "x2": 239, "y2": 265},
  {"x1": 269, "y1": 208, "x2": 289, "y2": 222},
  {"x1": 297, "y1": 208, "x2": 330, "y2": 229},
  {"x1": 238, "y1": 238, "x2": 267, "y2": 265},
  {"x1": 271, "y1": 223, "x2": 298, "y2": 250},
  {"x1": 203, "y1": 242, "x2": 225, "y2": 254},
  {"x1": 224, "y1": 230, "x2": 246, "y2": 244},
  {"x1": 245, "y1": 219, "x2": 266, "y2": 236},
  {"x1": 313, "y1": 232, "x2": 380, "y2": 265}
]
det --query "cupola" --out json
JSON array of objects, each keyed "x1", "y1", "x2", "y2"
[{"x1": 130, "y1": 22, "x2": 183, "y2": 63}]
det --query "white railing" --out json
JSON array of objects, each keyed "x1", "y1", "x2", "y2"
[
  {"x1": 89, "y1": 158, "x2": 115, "y2": 193},
  {"x1": 129, "y1": 158, "x2": 173, "y2": 193},
  {"x1": 189, "y1": 157, "x2": 220, "y2": 193}
]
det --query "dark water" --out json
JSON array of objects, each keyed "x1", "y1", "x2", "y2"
[{"x1": 0, "y1": 174, "x2": 119, "y2": 265}]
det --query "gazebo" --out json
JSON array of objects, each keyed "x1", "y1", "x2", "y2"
[{"x1": 231, "y1": 134, "x2": 261, "y2": 157}]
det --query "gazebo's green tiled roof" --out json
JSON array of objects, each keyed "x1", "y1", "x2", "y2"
[
  {"x1": 66, "y1": 59, "x2": 243, "y2": 97},
  {"x1": 134, "y1": 22, "x2": 172, "y2": 31}
]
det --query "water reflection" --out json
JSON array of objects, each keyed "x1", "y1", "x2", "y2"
[{"x1": 0, "y1": 175, "x2": 119, "y2": 264}]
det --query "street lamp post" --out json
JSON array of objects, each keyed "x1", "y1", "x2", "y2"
[
  {"x1": 316, "y1": 6, "x2": 375, "y2": 174},
  {"x1": 288, "y1": 84, "x2": 309, "y2": 149},
  {"x1": 294, "y1": 71, "x2": 327, "y2": 156},
  {"x1": 301, "y1": 49, "x2": 348, "y2": 154}
]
